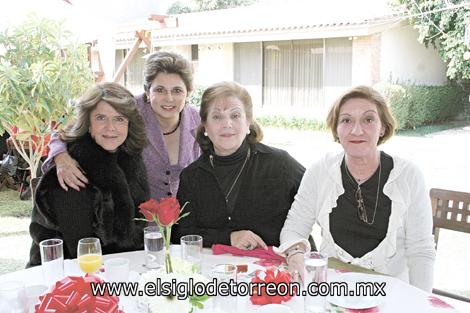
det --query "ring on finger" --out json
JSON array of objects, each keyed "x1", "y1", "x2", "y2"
[{"x1": 245, "y1": 243, "x2": 252, "y2": 250}]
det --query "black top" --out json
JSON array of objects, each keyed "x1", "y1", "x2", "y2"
[
  {"x1": 210, "y1": 140, "x2": 250, "y2": 214},
  {"x1": 27, "y1": 134, "x2": 149, "y2": 267},
  {"x1": 172, "y1": 142, "x2": 305, "y2": 247},
  {"x1": 329, "y1": 152, "x2": 393, "y2": 258}
]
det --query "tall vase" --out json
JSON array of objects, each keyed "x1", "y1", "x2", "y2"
[{"x1": 163, "y1": 226, "x2": 173, "y2": 274}]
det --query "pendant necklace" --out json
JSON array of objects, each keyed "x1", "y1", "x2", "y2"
[
  {"x1": 344, "y1": 157, "x2": 382, "y2": 225},
  {"x1": 210, "y1": 147, "x2": 251, "y2": 203}
]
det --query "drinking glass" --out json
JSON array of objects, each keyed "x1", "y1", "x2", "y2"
[
  {"x1": 304, "y1": 252, "x2": 328, "y2": 313},
  {"x1": 77, "y1": 237, "x2": 102, "y2": 274},
  {"x1": 210, "y1": 264, "x2": 237, "y2": 313},
  {"x1": 104, "y1": 258, "x2": 130, "y2": 283},
  {"x1": 0, "y1": 281, "x2": 28, "y2": 313},
  {"x1": 144, "y1": 226, "x2": 164, "y2": 269},
  {"x1": 39, "y1": 238, "x2": 64, "y2": 286},
  {"x1": 180, "y1": 235, "x2": 203, "y2": 273}
]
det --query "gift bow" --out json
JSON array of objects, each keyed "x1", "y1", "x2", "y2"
[
  {"x1": 35, "y1": 275, "x2": 123, "y2": 313},
  {"x1": 250, "y1": 268, "x2": 296, "y2": 305}
]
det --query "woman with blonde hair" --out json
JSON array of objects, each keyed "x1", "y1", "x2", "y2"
[{"x1": 28, "y1": 82, "x2": 149, "y2": 265}]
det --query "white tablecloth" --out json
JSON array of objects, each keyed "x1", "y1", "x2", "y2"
[{"x1": 0, "y1": 247, "x2": 461, "y2": 313}]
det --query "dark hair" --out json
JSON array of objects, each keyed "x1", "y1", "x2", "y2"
[
  {"x1": 196, "y1": 81, "x2": 263, "y2": 151},
  {"x1": 326, "y1": 85, "x2": 397, "y2": 145},
  {"x1": 143, "y1": 51, "x2": 194, "y2": 101},
  {"x1": 61, "y1": 82, "x2": 148, "y2": 154}
]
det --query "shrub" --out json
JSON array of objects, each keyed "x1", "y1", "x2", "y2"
[
  {"x1": 376, "y1": 83, "x2": 467, "y2": 129},
  {"x1": 188, "y1": 86, "x2": 205, "y2": 107},
  {"x1": 256, "y1": 115, "x2": 326, "y2": 131}
]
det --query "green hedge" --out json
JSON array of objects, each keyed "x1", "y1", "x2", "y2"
[
  {"x1": 257, "y1": 116, "x2": 325, "y2": 131},
  {"x1": 377, "y1": 83, "x2": 467, "y2": 129}
]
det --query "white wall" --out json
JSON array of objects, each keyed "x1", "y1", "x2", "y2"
[
  {"x1": 380, "y1": 25, "x2": 447, "y2": 85},
  {"x1": 160, "y1": 45, "x2": 192, "y2": 61},
  {"x1": 197, "y1": 43, "x2": 234, "y2": 87}
]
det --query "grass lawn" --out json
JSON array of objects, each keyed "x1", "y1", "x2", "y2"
[
  {"x1": 0, "y1": 189, "x2": 32, "y2": 218},
  {"x1": 396, "y1": 120, "x2": 470, "y2": 137}
]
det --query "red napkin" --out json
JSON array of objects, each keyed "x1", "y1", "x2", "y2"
[{"x1": 212, "y1": 244, "x2": 285, "y2": 262}]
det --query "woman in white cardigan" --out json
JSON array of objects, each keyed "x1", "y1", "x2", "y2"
[{"x1": 279, "y1": 86, "x2": 435, "y2": 292}]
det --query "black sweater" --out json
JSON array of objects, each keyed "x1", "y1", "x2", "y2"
[
  {"x1": 27, "y1": 134, "x2": 149, "y2": 266},
  {"x1": 172, "y1": 142, "x2": 305, "y2": 247}
]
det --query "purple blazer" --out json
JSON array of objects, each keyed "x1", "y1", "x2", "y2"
[{"x1": 43, "y1": 93, "x2": 201, "y2": 200}]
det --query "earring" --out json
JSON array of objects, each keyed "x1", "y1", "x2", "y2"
[
  {"x1": 247, "y1": 129, "x2": 251, "y2": 135},
  {"x1": 204, "y1": 131, "x2": 208, "y2": 137}
]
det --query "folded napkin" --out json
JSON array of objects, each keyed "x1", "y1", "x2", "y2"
[{"x1": 212, "y1": 244, "x2": 285, "y2": 262}]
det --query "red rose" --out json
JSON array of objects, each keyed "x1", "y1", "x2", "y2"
[
  {"x1": 139, "y1": 198, "x2": 160, "y2": 221},
  {"x1": 155, "y1": 197, "x2": 181, "y2": 226},
  {"x1": 139, "y1": 197, "x2": 181, "y2": 226}
]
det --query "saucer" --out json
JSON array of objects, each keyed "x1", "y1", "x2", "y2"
[{"x1": 257, "y1": 303, "x2": 293, "y2": 313}]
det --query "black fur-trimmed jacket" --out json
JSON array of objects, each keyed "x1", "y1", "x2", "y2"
[{"x1": 28, "y1": 134, "x2": 149, "y2": 267}]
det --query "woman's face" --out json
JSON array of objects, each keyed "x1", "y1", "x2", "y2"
[
  {"x1": 89, "y1": 100, "x2": 129, "y2": 152},
  {"x1": 146, "y1": 72, "x2": 188, "y2": 121},
  {"x1": 204, "y1": 95, "x2": 251, "y2": 156},
  {"x1": 336, "y1": 98, "x2": 384, "y2": 160}
]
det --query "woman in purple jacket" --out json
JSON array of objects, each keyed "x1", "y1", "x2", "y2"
[{"x1": 43, "y1": 52, "x2": 200, "y2": 199}]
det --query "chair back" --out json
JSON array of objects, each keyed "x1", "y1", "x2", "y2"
[
  {"x1": 430, "y1": 188, "x2": 470, "y2": 303},
  {"x1": 430, "y1": 188, "x2": 470, "y2": 246}
]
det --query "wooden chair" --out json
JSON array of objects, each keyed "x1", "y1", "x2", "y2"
[{"x1": 430, "y1": 188, "x2": 470, "y2": 303}]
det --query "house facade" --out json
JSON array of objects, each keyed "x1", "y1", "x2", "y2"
[{"x1": 110, "y1": 1, "x2": 447, "y2": 118}]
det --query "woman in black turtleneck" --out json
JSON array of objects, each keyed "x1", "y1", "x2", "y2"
[{"x1": 171, "y1": 81, "x2": 305, "y2": 249}]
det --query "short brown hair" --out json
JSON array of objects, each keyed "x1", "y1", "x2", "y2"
[
  {"x1": 326, "y1": 85, "x2": 397, "y2": 145},
  {"x1": 61, "y1": 82, "x2": 148, "y2": 154},
  {"x1": 143, "y1": 51, "x2": 194, "y2": 101},
  {"x1": 196, "y1": 81, "x2": 263, "y2": 151}
]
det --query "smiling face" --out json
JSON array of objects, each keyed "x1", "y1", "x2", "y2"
[
  {"x1": 336, "y1": 98, "x2": 385, "y2": 161},
  {"x1": 146, "y1": 72, "x2": 188, "y2": 121},
  {"x1": 203, "y1": 95, "x2": 251, "y2": 156},
  {"x1": 89, "y1": 100, "x2": 129, "y2": 152}
]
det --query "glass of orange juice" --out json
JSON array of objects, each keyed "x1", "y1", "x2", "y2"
[{"x1": 77, "y1": 237, "x2": 102, "y2": 274}]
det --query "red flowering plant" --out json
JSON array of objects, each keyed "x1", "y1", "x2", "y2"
[
  {"x1": 250, "y1": 267, "x2": 297, "y2": 305},
  {"x1": 137, "y1": 197, "x2": 189, "y2": 274}
]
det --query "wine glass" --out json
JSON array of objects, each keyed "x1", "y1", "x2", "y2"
[{"x1": 77, "y1": 237, "x2": 102, "y2": 274}]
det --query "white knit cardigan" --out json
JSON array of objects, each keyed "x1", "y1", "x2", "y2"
[{"x1": 279, "y1": 151, "x2": 436, "y2": 292}]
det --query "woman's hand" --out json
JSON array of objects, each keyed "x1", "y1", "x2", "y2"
[
  {"x1": 230, "y1": 230, "x2": 268, "y2": 250},
  {"x1": 55, "y1": 152, "x2": 88, "y2": 191},
  {"x1": 287, "y1": 253, "x2": 305, "y2": 283}
]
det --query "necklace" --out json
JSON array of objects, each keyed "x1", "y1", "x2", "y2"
[
  {"x1": 163, "y1": 113, "x2": 181, "y2": 136},
  {"x1": 344, "y1": 157, "x2": 382, "y2": 225},
  {"x1": 210, "y1": 147, "x2": 251, "y2": 203}
]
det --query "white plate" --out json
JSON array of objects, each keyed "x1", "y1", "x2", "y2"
[
  {"x1": 239, "y1": 263, "x2": 264, "y2": 275},
  {"x1": 236, "y1": 263, "x2": 265, "y2": 280},
  {"x1": 327, "y1": 272, "x2": 383, "y2": 309},
  {"x1": 257, "y1": 303, "x2": 293, "y2": 313}
]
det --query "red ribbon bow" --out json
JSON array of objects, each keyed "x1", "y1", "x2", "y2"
[
  {"x1": 250, "y1": 268, "x2": 296, "y2": 305},
  {"x1": 35, "y1": 275, "x2": 123, "y2": 313}
]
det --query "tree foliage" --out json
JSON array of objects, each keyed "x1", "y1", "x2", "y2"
[
  {"x1": 0, "y1": 14, "x2": 93, "y2": 182},
  {"x1": 167, "y1": 0, "x2": 257, "y2": 14},
  {"x1": 167, "y1": 1, "x2": 192, "y2": 14},
  {"x1": 193, "y1": 0, "x2": 257, "y2": 11},
  {"x1": 394, "y1": 0, "x2": 470, "y2": 81}
]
